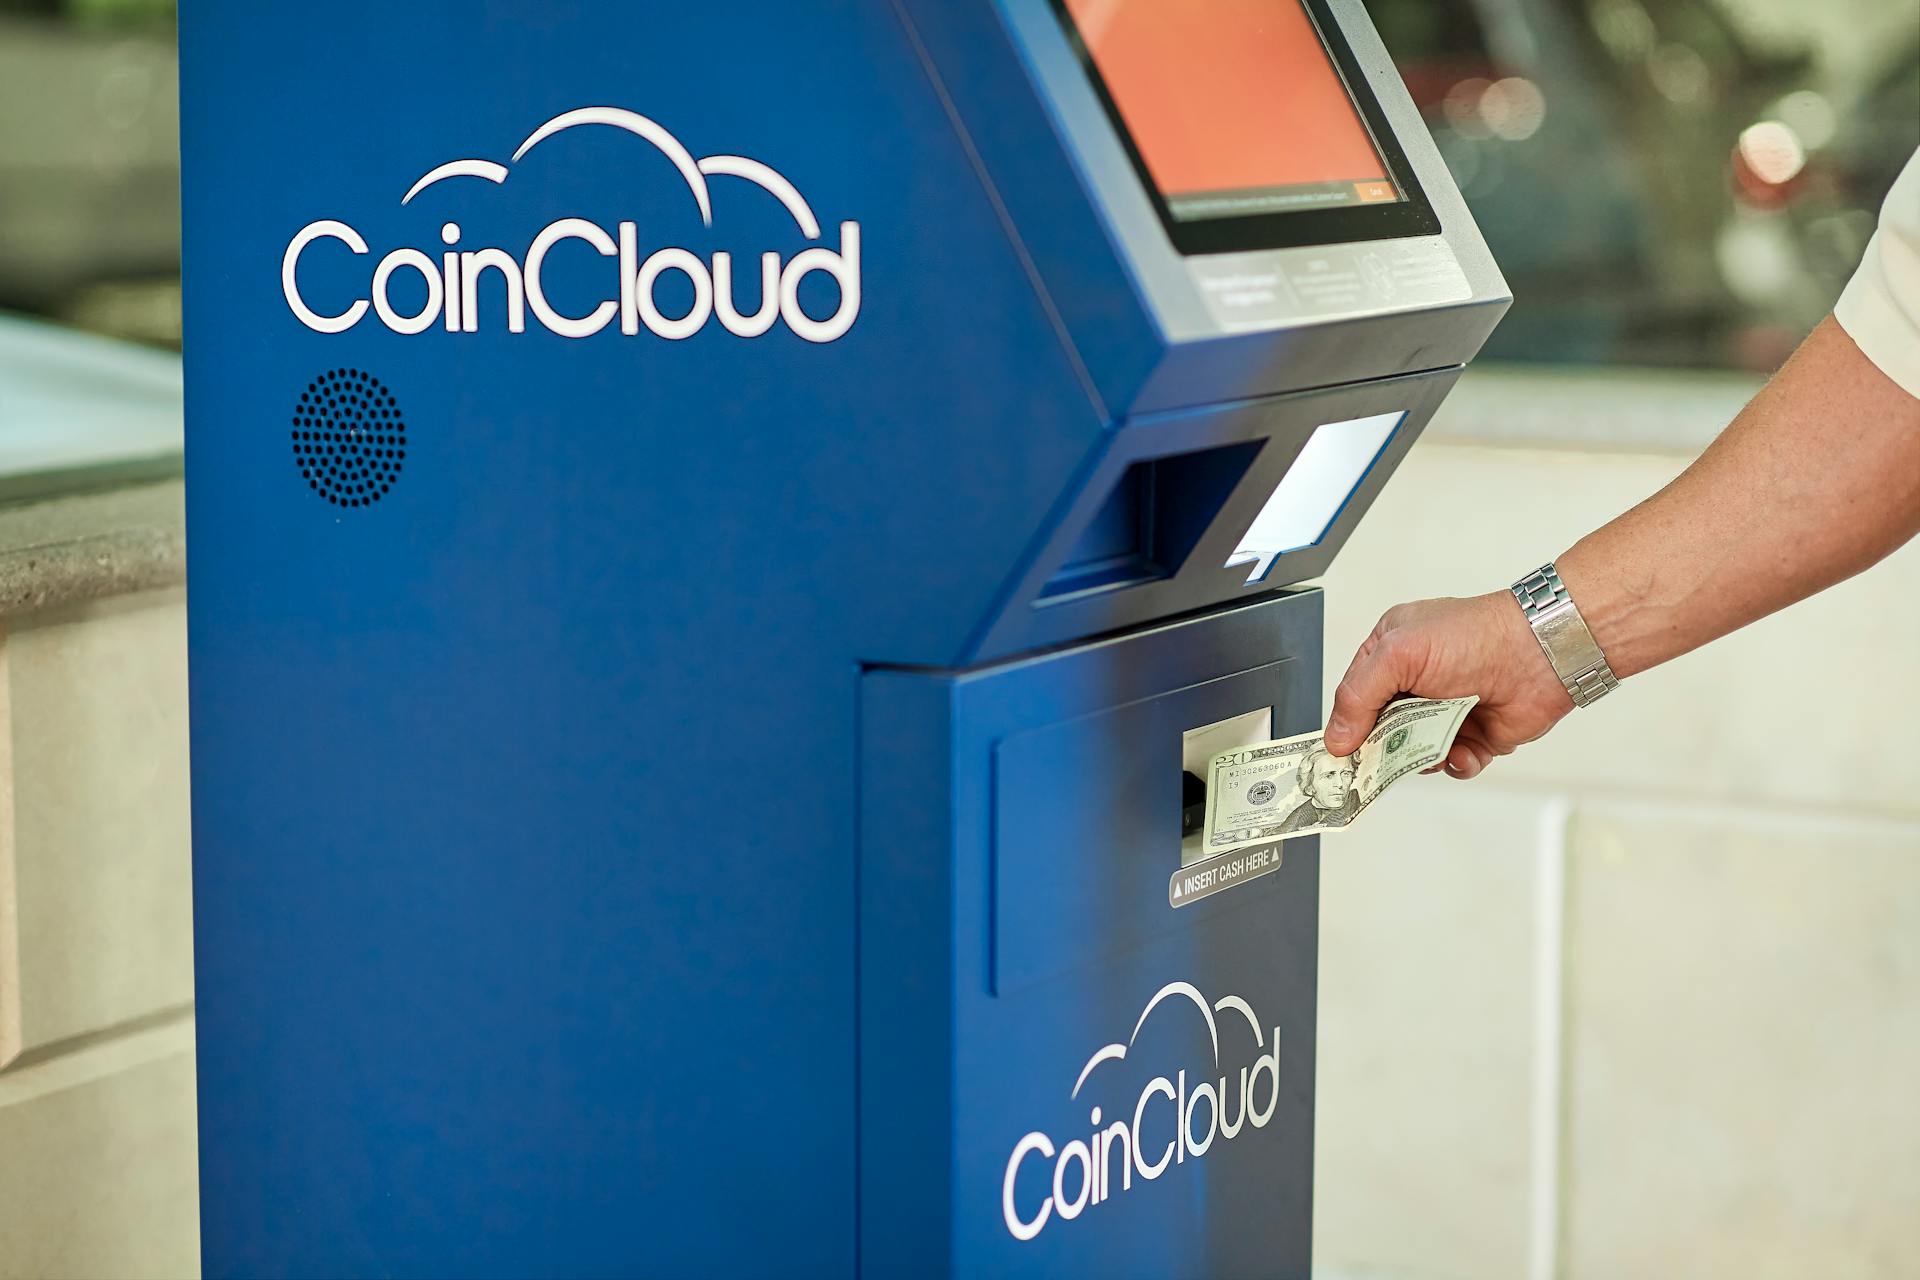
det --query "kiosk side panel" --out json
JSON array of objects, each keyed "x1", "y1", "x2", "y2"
[{"x1": 182, "y1": 0, "x2": 1108, "y2": 1274}]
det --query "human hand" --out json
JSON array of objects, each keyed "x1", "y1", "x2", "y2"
[{"x1": 1324, "y1": 592, "x2": 1573, "y2": 779}]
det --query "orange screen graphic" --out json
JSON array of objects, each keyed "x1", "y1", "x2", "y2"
[{"x1": 1062, "y1": 0, "x2": 1394, "y2": 207}]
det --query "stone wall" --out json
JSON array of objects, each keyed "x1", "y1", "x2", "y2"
[{"x1": 0, "y1": 587, "x2": 198, "y2": 1279}]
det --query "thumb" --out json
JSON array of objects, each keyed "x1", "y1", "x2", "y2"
[{"x1": 1325, "y1": 631, "x2": 1411, "y2": 756}]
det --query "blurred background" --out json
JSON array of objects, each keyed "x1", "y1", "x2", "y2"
[{"x1": 0, "y1": 0, "x2": 1914, "y2": 1276}]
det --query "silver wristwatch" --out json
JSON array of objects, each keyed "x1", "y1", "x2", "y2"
[{"x1": 1510, "y1": 564, "x2": 1620, "y2": 708}]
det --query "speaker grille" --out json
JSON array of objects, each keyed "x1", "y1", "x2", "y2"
[{"x1": 291, "y1": 368, "x2": 405, "y2": 507}]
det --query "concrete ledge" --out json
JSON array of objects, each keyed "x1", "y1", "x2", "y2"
[{"x1": 0, "y1": 480, "x2": 184, "y2": 620}]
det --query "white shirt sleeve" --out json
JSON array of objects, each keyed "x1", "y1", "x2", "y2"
[{"x1": 1835, "y1": 146, "x2": 1920, "y2": 400}]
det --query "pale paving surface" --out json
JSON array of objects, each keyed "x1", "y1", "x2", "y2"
[
  {"x1": 1314, "y1": 431, "x2": 1920, "y2": 1278},
  {"x1": 1560, "y1": 804, "x2": 1920, "y2": 1278},
  {"x1": 0, "y1": 1019, "x2": 198, "y2": 1280},
  {"x1": 1314, "y1": 786, "x2": 1548, "y2": 1280}
]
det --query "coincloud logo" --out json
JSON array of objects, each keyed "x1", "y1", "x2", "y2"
[
  {"x1": 1001, "y1": 981, "x2": 1282, "y2": 1242},
  {"x1": 281, "y1": 106, "x2": 860, "y2": 343}
]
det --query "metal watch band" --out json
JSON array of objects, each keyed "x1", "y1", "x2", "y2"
[{"x1": 1510, "y1": 564, "x2": 1620, "y2": 708}]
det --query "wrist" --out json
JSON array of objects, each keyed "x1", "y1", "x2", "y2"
[
  {"x1": 1554, "y1": 547, "x2": 1651, "y2": 679},
  {"x1": 1481, "y1": 589, "x2": 1574, "y2": 711}
]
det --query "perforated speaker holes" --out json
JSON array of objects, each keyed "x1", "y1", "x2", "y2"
[{"x1": 291, "y1": 368, "x2": 405, "y2": 507}]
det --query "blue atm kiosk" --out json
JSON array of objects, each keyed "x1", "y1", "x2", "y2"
[{"x1": 182, "y1": 1, "x2": 1506, "y2": 1275}]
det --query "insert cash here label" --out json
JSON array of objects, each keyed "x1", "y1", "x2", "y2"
[{"x1": 1169, "y1": 843, "x2": 1283, "y2": 908}]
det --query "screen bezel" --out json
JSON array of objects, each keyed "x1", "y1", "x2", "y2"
[{"x1": 1051, "y1": 0, "x2": 1441, "y2": 256}]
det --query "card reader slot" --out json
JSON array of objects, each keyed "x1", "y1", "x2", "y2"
[{"x1": 1036, "y1": 440, "x2": 1262, "y2": 601}]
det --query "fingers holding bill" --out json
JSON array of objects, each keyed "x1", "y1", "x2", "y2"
[
  {"x1": 1441, "y1": 721, "x2": 1500, "y2": 779},
  {"x1": 1326, "y1": 628, "x2": 1415, "y2": 757}
]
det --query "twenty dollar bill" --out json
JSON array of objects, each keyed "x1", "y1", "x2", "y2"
[{"x1": 1201, "y1": 696, "x2": 1478, "y2": 853}]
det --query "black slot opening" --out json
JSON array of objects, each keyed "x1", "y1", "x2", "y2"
[{"x1": 1038, "y1": 440, "x2": 1263, "y2": 602}]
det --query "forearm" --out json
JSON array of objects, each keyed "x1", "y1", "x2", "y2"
[{"x1": 1556, "y1": 316, "x2": 1920, "y2": 679}]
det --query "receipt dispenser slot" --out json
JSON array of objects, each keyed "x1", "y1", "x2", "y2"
[{"x1": 1226, "y1": 410, "x2": 1405, "y2": 582}]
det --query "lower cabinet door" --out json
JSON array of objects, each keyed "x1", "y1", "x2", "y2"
[{"x1": 860, "y1": 590, "x2": 1323, "y2": 1279}]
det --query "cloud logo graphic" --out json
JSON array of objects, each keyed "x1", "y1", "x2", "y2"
[
  {"x1": 398, "y1": 106, "x2": 823, "y2": 241},
  {"x1": 1004, "y1": 980, "x2": 1284, "y2": 1243},
  {"x1": 1069, "y1": 980, "x2": 1267, "y2": 1099},
  {"x1": 510, "y1": 107, "x2": 715, "y2": 224},
  {"x1": 400, "y1": 158, "x2": 510, "y2": 206},
  {"x1": 284, "y1": 106, "x2": 860, "y2": 343}
]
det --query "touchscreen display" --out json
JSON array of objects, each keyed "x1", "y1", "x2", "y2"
[{"x1": 1059, "y1": 0, "x2": 1403, "y2": 222}]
